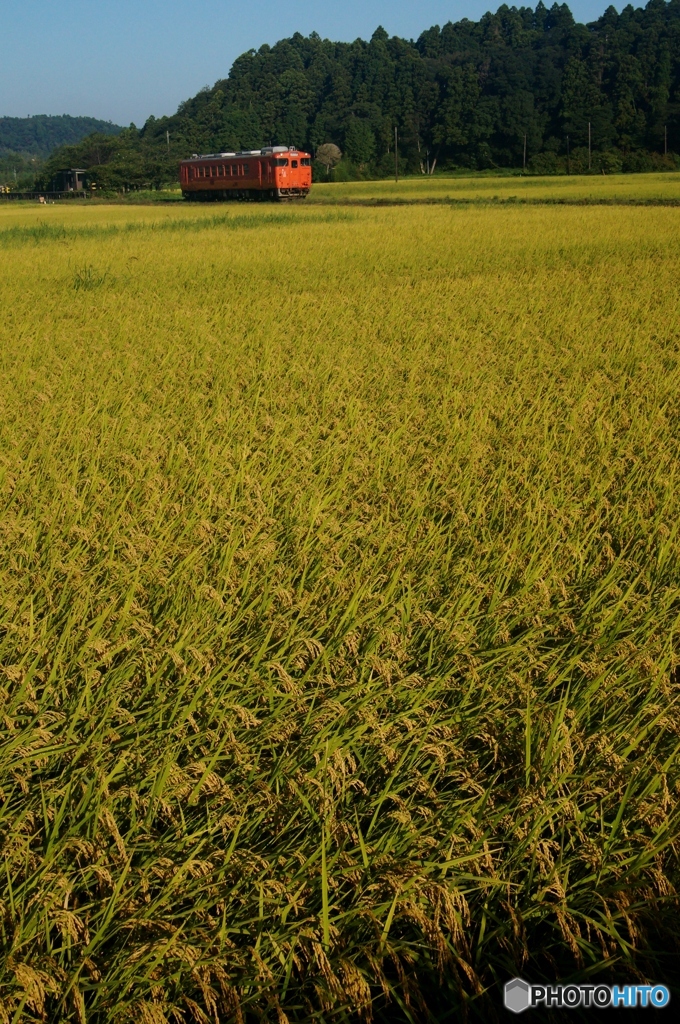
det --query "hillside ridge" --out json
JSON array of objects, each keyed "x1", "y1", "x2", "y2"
[
  {"x1": 0, "y1": 114, "x2": 122, "y2": 158},
  {"x1": 30, "y1": 2, "x2": 680, "y2": 190}
]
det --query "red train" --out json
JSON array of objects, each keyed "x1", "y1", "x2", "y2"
[{"x1": 180, "y1": 146, "x2": 312, "y2": 201}]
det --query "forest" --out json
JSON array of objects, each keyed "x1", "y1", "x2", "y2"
[
  {"x1": 34, "y1": 1, "x2": 680, "y2": 190},
  {"x1": 0, "y1": 115, "x2": 122, "y2": 157},
  {"x1": 0, "y1": 115, "x2": 122, "y2": 191}
]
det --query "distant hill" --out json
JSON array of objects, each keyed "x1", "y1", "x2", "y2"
[
  {"x1": 35, "y1": 1, "x2": 680, "y2": 191},
  {"x1": 134, "y1": 0, "x2": 680, "y2": 182},
  {"x1": 144, "y1": 0, "x2": 679, "y2": 174},
  {"x1": 0, "y1": 114, "x2": 123, "y2": 157}
]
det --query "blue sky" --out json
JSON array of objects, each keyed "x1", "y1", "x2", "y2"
[{"x1": 2, "y1": 1, "x2": 621, "y2": 126}]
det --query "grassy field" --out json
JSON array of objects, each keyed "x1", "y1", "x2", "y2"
[
  {"x1": 308, "y1": 170, "x2": 680, "y2": 205},
  {"x1": 1, "y1": 195, "x2": 680, "y2": 1023}
]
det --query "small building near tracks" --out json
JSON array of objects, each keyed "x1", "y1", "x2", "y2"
[{"x1": 51, "y1": 168, "x2": 89, "y2": 192}]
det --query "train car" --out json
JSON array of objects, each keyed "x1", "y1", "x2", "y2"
[{"x1": 180, "y1": 146, "x2": 312, "y2": 201}]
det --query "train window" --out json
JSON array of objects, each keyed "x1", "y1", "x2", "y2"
[
  {"x1": 291, "y1": 160, "x2": 298, "y2": 168},
  {"x1": 232, "y1": 164, "x2": 237, "y2": 175},
  {"x1": 243, "y1": 163, "x2": 249, "y2": 173},
  {"x1": 301, "y1": 158, "x2": 311, "y2": 166},
  {"x1": 273, "y1": 158, "x2": 289, "y2": 167}
]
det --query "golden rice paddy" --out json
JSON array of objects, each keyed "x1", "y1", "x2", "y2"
[{"x1": 1, "y1": 181, "x2": 680, "y2": 1021}]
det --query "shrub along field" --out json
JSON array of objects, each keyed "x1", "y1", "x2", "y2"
[{"x1": 1, "y1": 193, "x2": 680, "y2": 1023}]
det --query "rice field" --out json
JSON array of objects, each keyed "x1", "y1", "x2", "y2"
[
  {"x1": 309, "y1": 170, "x2": 680, "y2": 205},
  {"x1": 1, "y1": 193, "x2": 680, "y2": 1022}
]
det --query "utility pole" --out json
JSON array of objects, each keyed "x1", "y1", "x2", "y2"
[
  {"x1": 566, "y1": 134, "x2": 570, "y2": 175},
  {"x1": 523, "y1": 133, "x2": 527, "y2": 172},
  {"x1": 394, "y1": 126, "x2": 399, "y2": 183},
  {"x1": 426, "y1": 148, "x2": 430, "y2": 175},
  {"x1": 665, "y1": 124, "x2": 668, "y2": 156},
  {"x1": 588, "y1": 121, "x2": 592, "y2": 171},
  {"x1": 166, "y1": 130, "x2": 170, "y2": 155}
]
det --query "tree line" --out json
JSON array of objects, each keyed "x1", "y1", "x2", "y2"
[
  {"x1": 0, "y1": 116, "x2": 121, "y2": 190},
  {"x1": 0, "y1": 115, "x2": 122, "y2": 159},
  {"x1": 36, "y1": 1, "x2": 680, "y2": 191}
]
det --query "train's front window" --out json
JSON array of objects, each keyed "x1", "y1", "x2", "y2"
[
  {"x1": 291, "y1": 160, "x2": 298, "y2": 168},
  {"x1": 273, "y1": 158, "x2": 289, "y2": 167}
]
